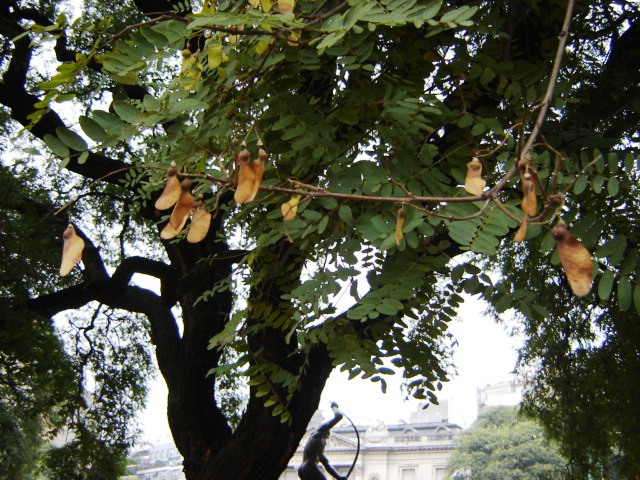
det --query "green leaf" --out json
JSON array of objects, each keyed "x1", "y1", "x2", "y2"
[
  {"x1": 607, "y1": 176, "x2": 619, "y2": 197},
  {"x1": 339, "y1": 205, "x2": 354, "y2": 225},
  {"x1": 56, "y1": 127, "x2": 87, "y2": 151},
  {"x1": 573, "y1": 175, "x2": 588, "y2": 195},
  {"x1": 597, "y1": 270, "x2": 614, "y2": 301},
  {"x1": 457, "y1": 114, "x2": 474, "y2": 128},
  {"x1": 79, "y1": 116, "x2": 108, "y2": 142},
  {"x1": 618, "y1": 277, "x2": 632, "y2": 311},
  {"x1": 139, "y1": 25, "x2": 169, "y2": 47},
  {"x1": 77, "y1": 151, "x2": 89, "y2": 165},
  {"x1": 92, "y1": 110, "x2": 127, "y2": 135},
  {"x1": 317, "y1": 216, "x2": 329, "y2": 234},
  {"x1": 43, "y1": 133, "x2": 70, "y2": 158},
  {"x1": 634, "y1": 284, "x2": 640, "y2": 315},
  {"x1": 112, "y1": 100, "x2": 142, "y2": 123}
]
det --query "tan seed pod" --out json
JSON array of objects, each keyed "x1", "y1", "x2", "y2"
[
  {"x1": 248, "y1": 153, "x2": 266, "y2": 201},
  {"x1": 281, "y1": 195, "x2": 301, "y2": 221},
  {"x1": 520, "y1": 171, "x2": 538, "y2": 216},
  {"x1": 60, "y1": 224, "x2": 85, "y2": 276},
  {"x1": 160, "y1": 222, "x2": 180, "y2": 240},
  {"x1": 464, "y1": 157, "x2": 486, "y2": 196},
  {"x1": 552, "y1": 220, "x2": 594, "y2": 297},
  {"x1": 161, "y1": 179, "x2": 194, "y2": 239},
  {"x1": 514, "y1": 217, "x2": 528, "y2": 243},
  {"x1": 187, "y1": 204, "x2": 212, "y2": 243},
  {"x1": 155, "y1": 165, "x2": 181, "y2": 210},
  {"x1": 234, "y1": 147, "x2": 256, "y2": 204},
  {"x1": 395, "y1": 207, "x2": 405, "y2": 246}
]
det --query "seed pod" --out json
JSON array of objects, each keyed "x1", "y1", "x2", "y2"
[
  {"x1": 234, "y1": 147, "x2": 256, "y2": 204},
  {"x1": 60, "y1": 224, "x2": 85, "y2": 276},
  {"x1": 248, "y1": 147, "x2": 267, "y2": 201},
  {"x1": 187, "y1": 204, "x2": 212, "y2": 243},
  {"x1": 552, "y1": 220, "x2": 594, "y2": 297},
  {"x1": 281, "y1": 195, "x2": 301, "y2": 221},
  {"x1": 514, "y1": 217, "x2": 527, "y2": 243},
  {"x1": 161, "y1": 179, "x2": 194, "y2": 239},
  {"x1": 155, "y1": 164, "x2": 181, "y2": 210},
  {"x1": 395, "y1": 207, "x2": 405, "y2": 246},
  {"x1": 520, "y1": 171, "x2": 538, "y2": 216},
  {"x1": 464, "y1": 157, "x2": 486, "y2": 196}
]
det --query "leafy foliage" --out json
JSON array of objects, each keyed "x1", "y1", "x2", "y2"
[
  {"x1": 446, "y1": 406, "x2": 568, "y2": 480},
  {"x1": 2, "y1": 0, "x2": 640, "y2": 478}
]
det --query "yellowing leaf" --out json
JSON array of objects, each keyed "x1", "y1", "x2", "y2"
[
  {"x1": 155, "y1": 165, "x2": 181, "y2": 210},
  {"x1": 206, "y1": 41, "x2": 224, "y2": 69},
  {"x1": 287, "y1": 31, "x2": 300, "y2": 47},
  {"x1": 60, "y1": 224, "x2": 85, "y2": 276},
  {"x1": 552, "y1": 220, "x2": 594, "y2": 297},
  {"x1": 278, "y1": 0, "x2": 295, "y2": 14},
  {"x1": 281, "y1": 195, "x2": 301, "y2": 221},
  {"x1": 395, "y1": 207, "x2": 405, "y2": 246},
  {"x1": 464, "y1": 157, "x2": 486, "y2": 196},
  {"x1": 187, "y1": 205, "x2": 212, "y2": 243},
  {"x1": 202, "y1": 0, "x2": 215, "y2": 12}
]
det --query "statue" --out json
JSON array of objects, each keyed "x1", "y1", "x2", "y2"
[{"x1": 298, "y1": 403, "x2": 348, "y2": 480}]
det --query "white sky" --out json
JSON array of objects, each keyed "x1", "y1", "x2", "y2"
[{"x1": 138, "y1": 296, "x2": 523, "y2": 443}]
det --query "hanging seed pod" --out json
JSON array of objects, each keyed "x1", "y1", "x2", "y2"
[
  {"x1": 155, "y1": 163, "x2": 181, "y2": 210},
  {"x1": 395, "y1": 207, "x2": 405, "y2": 246},
  {"x1": 161, "y1": 178, "x2": 194, "y2": 239},
  {"x1": 464, "y1": 157, "x2": 486, "y2": 196},
  {"x1": 60, "y1": 224, "x2": 85, "y2": 276},
  {"x1": 187, "y1": 203, "x2": 212, "y2": 243},
  {"x1": 552, "y1": 220, "x2": 594, "y2": 297},
  {"x1": 281, "y1": 195, "x2": 301, "y2": 221},
  {"x1": 234, "y1": 146, "x2": 256, "y2": 204},
  {"x1": 514, "y1": 217, "x2": 527, "y2": 243},
  {"x1": 247, "y1": 145, "x2": 267, "y2": 201},
  {"x1": 520, "y1": 171, "x2": 538, "y2": 216}
]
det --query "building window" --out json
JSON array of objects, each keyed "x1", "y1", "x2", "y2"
[
  {"x1": 434, "y1": 467, "x2": 446, "y2": 480},
  {"x1": 400, "y1": 468, "x2": 416, "y2": 480}
]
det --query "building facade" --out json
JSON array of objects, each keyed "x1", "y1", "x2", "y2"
[
  {"x1": 122, "y1": 403, "x2": 460, "y2": 480},
  {"x1": 280, "y1": 402, "x2": 461, "y2": 480},
  {"x1": 122, "y1": 441, "x2": 185, "y2": 480},
  {"x1": 476, "y1": 379, "x2": 525, "y2": 413}
]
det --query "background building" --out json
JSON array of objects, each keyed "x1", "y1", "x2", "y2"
[
  {"x1": 476, "y1": 379, "x2": 525, "y2": 413},
  {"x1": 122, "y1": 441, "x2": 185, "y2": 480},
  {"x1": 122, "y1": 403, "x2": 460, "y2": 480},
  {"x1": 279, "y1": 401, "x2": 461, "y2": 480}
]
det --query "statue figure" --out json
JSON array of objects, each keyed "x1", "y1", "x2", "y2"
[{"x1": 298, "y1": 403, "x2": 348, "y2": 480}]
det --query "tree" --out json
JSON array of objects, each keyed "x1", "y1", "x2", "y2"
[
  {"x1": 488, "y1": 180, "x2": 640, "y2": 477},
  {"x1": 1, "y1": 0, "x2": 639, "y2": 479},
  {"x1": 446, "y1": 406, "x2": 568, "y2": 479}
]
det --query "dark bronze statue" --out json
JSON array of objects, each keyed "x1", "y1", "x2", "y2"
[{"x1": 298, "y1": 403, "x2": 348, "y2": 480}]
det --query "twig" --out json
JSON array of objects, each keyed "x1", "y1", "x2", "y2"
[
  {"x1": 490, "y1": 0, "x2": 576, "y2": 194},
  {"x1": 520, "y1": 0, "x2": 576, "y2": 159}
]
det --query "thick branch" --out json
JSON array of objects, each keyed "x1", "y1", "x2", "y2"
[
  {"x1": 110, "y1": 256, "x2": 179, "y2": 306},
  {"x1": 28, "y1": 280, "x2": 184, "y2": 387}
]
